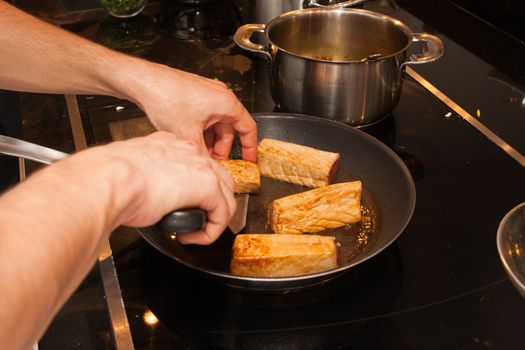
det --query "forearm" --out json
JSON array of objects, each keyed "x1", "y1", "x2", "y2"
[
  {"x1": 0, "y1": 151, "x2": 137, "y2": 350},
  {"x1": 0, "y1": 1, "x2": 146, "y2": 99},
  {"x1": 0, "y1": 2, "x2": 257, "y2": 160},
  {"x1": 0, "y1": 132, "x2": 236, "y2": 349}
]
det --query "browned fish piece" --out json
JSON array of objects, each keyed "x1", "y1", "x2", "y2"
[
  {"x1": 257, "y1": 138, "x2": 340, "y2": 187},
  {"x1": 230, "y1": 234, "x2": 338, "y2": 277},
  {"x1": 216, "y1": 159, "x2": 260, "y2": 193},
  {"x1": 269, "y1": 180, "x2": 362, "y2": 234}
]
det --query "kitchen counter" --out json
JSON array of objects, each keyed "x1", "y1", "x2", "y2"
[{"x1": 3, "y1": 0, "x2": 525, "y2": 349}]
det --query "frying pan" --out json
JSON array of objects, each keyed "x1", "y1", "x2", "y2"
[{"x1": 138, "y1": 113, "x2": 416, "y2": 292}]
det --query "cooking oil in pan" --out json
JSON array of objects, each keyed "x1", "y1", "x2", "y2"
[
  {"x1": 336, "y1": 203, "x2": 377, "y2": 264},
  {"x1": 245, "y1": 173, "x2": 379, "y2": 268}
]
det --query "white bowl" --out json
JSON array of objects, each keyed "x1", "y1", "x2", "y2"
[{"x1": 497, "y1": 202, "x2": 525, "y2": 298}]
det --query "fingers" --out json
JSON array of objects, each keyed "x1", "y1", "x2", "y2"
[
  {"x1": 210, "y1": 122, "x2": 234, "y2": 160},
  {"x1": 176, "y1": 198, "x2": 230, "y2": 245},
  {"x1": 192, "y1": 75, "x2": 257, "y2": 161},
  {"x1": 205, "y1": 158, "x2": 236, "y2": 236},
  {"x1": 229, "y1": 102, "x2": 258, "y2": 162},
  {"x1": 177, "y1": 159, "x2": 235, "y2": 245},
  {"x1": 111, "y1": 132, "x2": 238, "y2": 246},
  {"x1": 168, "y1": 139, "x2": 236, "y2": 244},
  {"x1": 239, "y1": 127, "x2": 258, "y2": 163},
  {"x1": 204, "y1": 128, "x2": 215, "y2": 156},
  {"x1": 210, "y1": 158, "x2": 236, "y2": 205},
  {"x1": 140, "y1": 65, "x2": 258, "y2": 162},
  {"x1": 184, "y1": 126, "x2": 210, "y2": 156},
  {"x1": 209, "y1": 98, "x2": 257, "y2": 162}
]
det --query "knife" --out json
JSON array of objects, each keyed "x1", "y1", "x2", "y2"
[
  {"x1": 156, "y1": 193, "x2": 249, "y2": 234},
  {"x1": 0, "y1": 134, "x2": 212, "y2": 234}
]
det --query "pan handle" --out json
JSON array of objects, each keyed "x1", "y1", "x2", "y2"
[
  {"x1": 0, "y1": 135, "x2": 207, "y2": 234},
  {"x1": 233, "y1": 24, "x2": 272, "y2": 60},
  {"x1": 402, "y1": 33, "x2": 444, "y2": 67},
  {"x1": 155, "y1": 208, "x2": 206, "y2": 233},
  {"x1": 306, "y1": 0, "x2": 372, "y2": 8}
]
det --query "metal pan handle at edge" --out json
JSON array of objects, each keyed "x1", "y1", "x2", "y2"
[
  {"x1": 0, "y1": 134, "x2": 207, "y2": 234},
  {"x1": 306, "y1": 0, "x2": 372, "y2": 8},
  {"x1": 233, "y1": 24, "x2": 271, "y2": 60},
  {"x1": 403, "y1": 33, "x2": 444, "y2": 67}
]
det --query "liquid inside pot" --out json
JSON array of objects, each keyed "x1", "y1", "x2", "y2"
[{"x1": 267, "y1": 10, "x2": 411, "y2": 62}]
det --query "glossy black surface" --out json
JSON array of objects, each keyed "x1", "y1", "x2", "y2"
[
  {"x1": 39, "y1": 267, "x2": 115, "y2": 350},
  {"x1": 18, "y1": 0, "x2": 525, "y2": 348},
  {"x1": 439, "y1": 0, "x2": 524, "y2": 43},
  {"x1": 114, "y1": 77, "x2": 525, "y2": 347},
  {"x1": 101, "y1": 1, "x2": 525, "y2": 347}
]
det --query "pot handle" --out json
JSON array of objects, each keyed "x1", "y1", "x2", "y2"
[
  {"x1": 233, "y1": 24, "x2": 271, "y2": 60},
  {"x1": 306, "y1": 0, "x2": 371, "y2": 8},
  {"x1": 403, "y1": 33, "x2": 444, "y2": 66}
]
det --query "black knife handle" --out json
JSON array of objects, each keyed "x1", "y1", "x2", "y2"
[{"x1": 156, "y1": 208, "x2": 207, "y2": 233}]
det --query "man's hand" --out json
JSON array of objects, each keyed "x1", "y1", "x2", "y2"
[
  {"x1": 120, "y1": 63, "x2": 258, "y2": 162},
  {"x1": 0, "y1": 132, "x2": 237, "y2": 349},
  {"x1": 98, "y1": 131, "x2": 237, "y2": 244},
  {"x1": 0, "y1": 2, "x2": 257, "y2": 162}
]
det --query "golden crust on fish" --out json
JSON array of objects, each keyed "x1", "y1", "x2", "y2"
[
  {"x1": 230, "y1": 234, "x2": 338, "y2": 277},
  {"x1": 216, "y1": 159, "x2": 260, "y2": 193},
  {"x1": 269, "y1": 181, "x2": 362, "y2": 234},
  {"x1": 257, "y1": 138, "x2": 340, "y2": 187}
]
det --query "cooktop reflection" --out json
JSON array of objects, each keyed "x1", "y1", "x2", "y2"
[
  {"x1": 155, "y1": 0, "x2": 241, "y2": 40},
  {"x1": 134, "y1": 241, "x2": 404, "y2": 349}
]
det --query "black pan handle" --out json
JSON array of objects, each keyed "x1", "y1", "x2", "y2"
[{"x1": 156, "y1": 208, "x2": 207, "y2": 233}]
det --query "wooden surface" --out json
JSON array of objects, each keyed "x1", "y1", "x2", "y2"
[{"x1": 108, "y1": 117, "x2": 155, "y2": 141}]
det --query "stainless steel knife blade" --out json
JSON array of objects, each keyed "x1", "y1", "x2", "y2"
[{"x1": 229, "y1": 193, "x2": 249, "y2": 234}]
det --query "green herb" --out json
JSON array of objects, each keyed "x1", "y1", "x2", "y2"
[
  {"x1": 99, "y1": 0, "x2": 147, "y2": 17},
  {"x1": 96, "y1": 16, "x2": 159, "y2": 53}
]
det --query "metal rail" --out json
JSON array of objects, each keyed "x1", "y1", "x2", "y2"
[
  {"x1": 406, "y1": 67, "x2": 525, "y2": 168},
  {"x1": 65, "y1": 94, "x2": 136, "y2": 350}
]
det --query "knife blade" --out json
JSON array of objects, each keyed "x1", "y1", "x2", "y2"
[{"x1": 229, "y1": 193, "x2": 249, "y2": 234}]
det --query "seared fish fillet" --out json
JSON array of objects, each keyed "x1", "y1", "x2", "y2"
[
  {"x1": 257, "y1": 138, "x2": 340, "y2": 187},
  {"x1": 269, "y1": 180, "x2": 362, "y2": 234},
  {"x1": 216, "y1": 159, "x2": 260, "y2": 193},
  {"x1": 231, "y1": 234, "x2": 338, "y2": 277}
]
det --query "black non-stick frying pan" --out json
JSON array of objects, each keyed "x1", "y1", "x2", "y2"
[{"x1": 137, "y1": 113, "x2": 416, "y2": 292}]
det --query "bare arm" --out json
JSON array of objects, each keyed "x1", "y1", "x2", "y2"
[
  {"x1": 0, "y1": 132, "x2": 235, "y2": 350},
  {"x1": 0, "y1": 1, "x2": 123, "y2": 96},
  {"x1": 0, "y1": 1, "x2": 257, "y2": 161}
]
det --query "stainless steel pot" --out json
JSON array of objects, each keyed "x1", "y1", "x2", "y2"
[
  {"x1": 234, "y1": 8, "x2": 444, "y2": 127},
  {"x1": 252, "y1": 0, "x2": 370, "y2": 23}
]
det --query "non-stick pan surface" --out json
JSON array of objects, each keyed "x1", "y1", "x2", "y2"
[{"x1": 137, "y1": 113, "x2": 415, "y2": 291}]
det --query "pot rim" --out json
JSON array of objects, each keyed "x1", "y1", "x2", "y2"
[{"x1": 264, "y1": 7, "x2": 415, "y2": 63}]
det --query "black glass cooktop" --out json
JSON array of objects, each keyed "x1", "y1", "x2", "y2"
[
  {"x1": 111, "y1": 76, "x2": 525, "y2": 348},
  {"x1": 66, "y1": 0, "x2": 525, "y2": 348}
]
